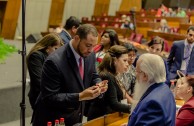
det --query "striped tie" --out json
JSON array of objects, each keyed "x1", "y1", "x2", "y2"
[
  {"x1": 79, "y1": 57, "x2": 84, "y2": 79},
  {"x1": 184, "y1": 44, "x2": 191, "y2": 73}
]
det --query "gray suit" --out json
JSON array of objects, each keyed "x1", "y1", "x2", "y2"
[
  {"x1": 59, "y1": 30, "x2": 71, "y2": 44},
  {"x1": 32, "y1": 43, "x2": 101, "y2": 126},
  {"x1": 167, "y1": 40, "x2": 194, "y2": 80}
]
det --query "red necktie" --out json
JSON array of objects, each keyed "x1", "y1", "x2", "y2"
[{"x1": 79, "y1": 57, "x2": 84, "y2": 79}]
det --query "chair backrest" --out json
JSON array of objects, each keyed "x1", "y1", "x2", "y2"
[
  {"x1": 100, "y1": 22, "x2": 108, "y2": 28},
  {"x1": 81, "y1": 17, "x2": 88, "y2": 22},
  {"x1": 164, "y1": 40, "x2": 170, "y2": 52},
  {"x1": 129, "y1": 32, "x2": 136, "y2": 41},
  {"x1": 173, "y1": 27, "x2": 180, "y2": 33},
  {"x1": 134, "y1": 34, "x2": 143, "y2": 43}
]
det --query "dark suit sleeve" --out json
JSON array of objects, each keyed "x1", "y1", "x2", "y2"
[
  {"x1": 41, "y1": 59, "x2": 79, "y2": 108},
  {"x1": 132, "y1": 101, "x2": 164, "y2": 126},
  {"x1": 27, "y1": 52, "x2": 45, "y2": 92},
  {"x1": 164, "y1": 59, "x2": 170, "y2": 86},
  {"x1": 102, "y1": 73, "x2": 130, "y2": 113},
  {"x1": 167, "y1": 42, "x2": 176, "y2": 71},
  {"x1": 91, "y1": 61, "x2": 101, "y2": 85}
]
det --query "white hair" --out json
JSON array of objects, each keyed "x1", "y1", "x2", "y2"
[{"x1": 138, "y1": 53, "x2": 166, "y2": 84}]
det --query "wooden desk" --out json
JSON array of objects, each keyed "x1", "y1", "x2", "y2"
[
  {"x1": 95, "y1": 26, "x2": 132, "y2": 38},
  {"x1": 83, "y1": 99, "x2": 184, "y2": 126},
  {"x1": 175, "y1": 99, "x2": 184, "y2": 106},
  {"x1": 83, "y1": 112, "x2": 129, "y2": 126},
  {"x1": 107, "y1": 117, "x2": 128, "y2": 126},
  {"x1": 147, "y1": 30, "x2": 186, "y2": 47},
  {"x1": 180, "y1": 23, "x2": 192, "y2": 34}
]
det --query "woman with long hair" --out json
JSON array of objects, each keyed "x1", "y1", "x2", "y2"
[
  {"x1": 27, "y1": 33, "x2": 63, "y2": 109},
  {"x1": 94, "y1": 29, "x2": 120, "y2": 66},
  {"x1": 88, "y1": 45, "x2": 131, "y2": 121}
]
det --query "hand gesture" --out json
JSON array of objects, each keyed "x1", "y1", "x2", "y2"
[
  {"x1": 96, "y1": 80, "x2": 108, "y2": 94},
  {"x1": 79, "y1": 86, "x2": 101, "y2": 101}
]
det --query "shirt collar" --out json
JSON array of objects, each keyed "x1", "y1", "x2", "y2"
[
  {"x1": 69, "y1": 40, "x2": 82, "y2": 62},
  {"x1": 185, "y1": 39, "x2": 194, "y2": 49},
  {"x1": 63, "y1": 29, "x2": 72, "y2": 39}
]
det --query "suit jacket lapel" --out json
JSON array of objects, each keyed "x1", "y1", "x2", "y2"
[
  {"x1": 180, "y1": 42, "x2": 185, "y2": 61},
  {"x1": 66, "y1": 44, "x2": 84, "y2": 89},
  {"x1": 139, "y1": 83, "x2": 163, "y2": 102},
  {"x1": 83, "y1": 57, "x2": 89, "y2": 87},
  {"x1": 188, "y1": 46, "x2": 194, "y2": 68}
]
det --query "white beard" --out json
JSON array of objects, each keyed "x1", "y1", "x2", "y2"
[{"x1": 130, "y1": 78, "x2": 150, "y2": 113}]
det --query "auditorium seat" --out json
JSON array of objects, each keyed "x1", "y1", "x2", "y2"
[
  {"x1": 114, "y1": 17, "x2": 120, "y2": 22},
  {"x1": 129, "y1": 32, "x2": 136, "y2": 41},
  {"x1": 164, "y1": 40, "x2": 170, "y2": 52},
  {"x1": 104, "y1": 17, "x2": 109, "y2": 22},
  {"x1": 112, "y1": 23, "x2": 120, "y2": 28},
  {"x1": 100, "y1": 22, "x2": 108, "y2": 28},
  {"x1": 133, "y1": 34, "x2": 143, "y2": 44},
  {"x1": 82, "y1": 17, "x2": 89, "y2": 22},
  {"x1": 173, "y1": 27, "x2": 180, "y2": 33}
]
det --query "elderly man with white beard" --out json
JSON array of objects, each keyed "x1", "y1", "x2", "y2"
[{"x1": 125, "y1": 53, "x2": 176, "y2": 126}]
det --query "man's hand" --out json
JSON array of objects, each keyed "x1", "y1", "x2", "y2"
[
  {"x1": 79, "y1": 86, "x2": 101, "y2": 101},
  {"x1": 96, "y1": 80, "x2": 108, "y2": 94},
  {"x1": 121, "y1": 123, "x2": 128, "y2": 126}
]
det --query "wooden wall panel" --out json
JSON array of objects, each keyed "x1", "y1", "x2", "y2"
[
  {"x1": 93, "y1": 0, "x2": 110, "y2": 16},
  {"x1": 1, "y1": 0, "x2": 21, "y2": 39},
  {"x1": 48, "y1": 0, "x2": 66, "y2": 28},
  {"x1": 119, "y1": 0, "x2": 142, "y2": 12}
]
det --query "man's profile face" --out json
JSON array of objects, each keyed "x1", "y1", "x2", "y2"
[
  {"x1": 136, "y1": 60, "x2": 145, "y2": 84},
  {"x1": 187, "y1": 29, "x2": 194, "y2": 44},
  {"x1": 77, "y1": 33, "x2": 98, "y2": 57}
]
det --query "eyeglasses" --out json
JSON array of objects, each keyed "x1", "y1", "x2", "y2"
[
  {"x1": 152, "y1": 37, "x2": 164, "y2": 45},
  {"x1": 128, "y1": 54, "x2": 136, "y2": 58},
  {"x1": 135, "y1": 69, "x2": 143, "y2": 73}
]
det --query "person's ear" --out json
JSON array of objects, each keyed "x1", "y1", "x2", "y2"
[
  {"x1": 74, "y1": 35, "x2": 80, "y2": 41},
  {"x1": 143, "y1": 73, "x2": 148, "y2": 82},
  {"x1": 187, "y1": 86, "x2": 193, "y2": 94},
  {"x1": 72, "y1": 26, "x2": 77, "y2": 33}
]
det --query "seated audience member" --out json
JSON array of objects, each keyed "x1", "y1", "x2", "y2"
[
  {"x1": 159, "y1": 19, "x2": 170, "y2": 33},
  {"x1": 26, "y1": 33, "x2": 63, "y2": 109},
  {"x1": 120, "y1": 19, "x2": 134, "y2": 30},
  {"x1": 126, "y1": 53, "x2": 176, "y2": 126},
  {"x1": 59, "y1": 16, "x2": 81, "y2": 44},
  {"x1": 148, "y1": 36, "x2": 170, "y2": 86},
  {"x1": 119, "y1": 43, "x2": 137, "y2": 96},
  {"x1": 87, "y1": 45, "x2": 131, "y2": 121},
  {"x1": 156, "y1": 3, "x2": 168, "y2": 17},
  {"x1": 175, "y1": 71, "x2": 194, "y2": 126},
  {"x1": 176, "y1": 7, "x2": 186, "y2": 17},
  {"x1": 94, "y1": 29, "x2": 120, "y2": 66},
  {"x1": 120, "y1": 14, "x2": 127, "y2": 22},
  {"x1": 165, "y1": 8, "x2": 176, "y2": 17}
]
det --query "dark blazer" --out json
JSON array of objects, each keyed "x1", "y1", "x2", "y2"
[
  {"x1": 167, "y1": 40, "x2": 194, "y2": 80},
  {"x1": 32, "y1": 43, "x2": 101, "y2": 126},
  {"x1": 87, "y1": 72, "x2": 130, "y2": 121},
  {"x1": 176, "y1": 96, "x2": 194, "y2": 126},
  {"x1": 27, "y1": 50, "x2": 48, "y2": 109},
  {"x1": 164, "y1": 59, "x2": 170, "y2": 86},
  {"x1": 59, "y1": 30, "x2": 71, "y2": 44},
  {"x1": 128, "y1": 83, "x2": 176, "y2": 126}
]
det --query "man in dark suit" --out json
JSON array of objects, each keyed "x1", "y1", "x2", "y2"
[
  {"x1": 126, "y1": 53, "x2": 176, "y2": 126},
  {"x1": 32, "y1": 24, "x2": 108, "y2": 126},
  {"x1": 167, "y1": 26, "x2": 194, "y2": 80},
  {"x1": 59, "y1": 16, "x2": 81, "y2": 44}
]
